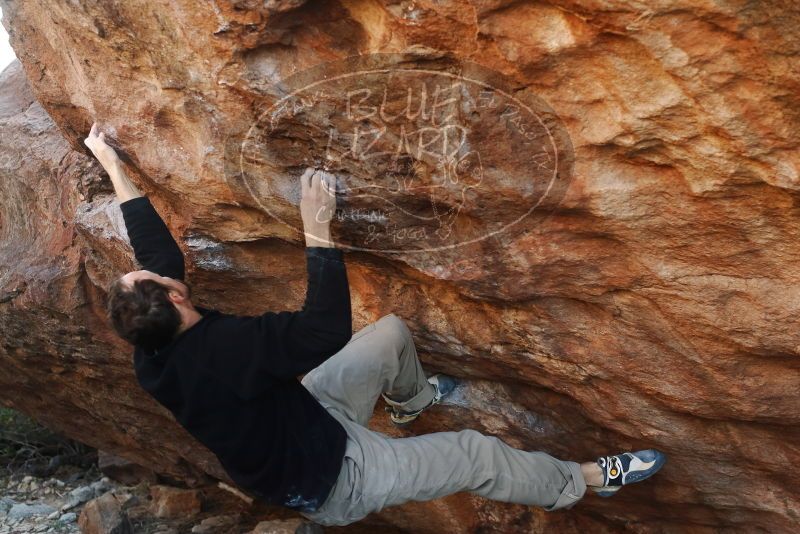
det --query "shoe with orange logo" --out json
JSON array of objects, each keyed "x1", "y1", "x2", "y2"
[{"x1": 591, "y1": 449, "x2": 667, "y2": 497}]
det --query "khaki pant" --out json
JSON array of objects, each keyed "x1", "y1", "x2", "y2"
[{"x1": 300, "y1": 313, "x2": 586, "y2": 527}]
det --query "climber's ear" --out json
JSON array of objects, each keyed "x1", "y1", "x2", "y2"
[{"x1": 161, "y1": 277, "x2": 191, "y2": 304}]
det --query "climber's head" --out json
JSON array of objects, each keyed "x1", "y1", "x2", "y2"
[{"x1": 106, "y1": 270, "x2": 194, "y2": 352}]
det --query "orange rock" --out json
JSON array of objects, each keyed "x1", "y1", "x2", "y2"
[
  {"x1": 149, "y1": 485, "x2": 202, "y2": 519},
  {"x1": 1, "y1": 1, "x2": 800, "y2": 532},
  {"x1": 78, "y1": 492, "x2": 133, "y2": 534}
]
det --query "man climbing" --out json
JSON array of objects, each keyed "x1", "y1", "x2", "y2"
[{"x1": 84, "y1": 122, "x2": 666, "y2": 526}]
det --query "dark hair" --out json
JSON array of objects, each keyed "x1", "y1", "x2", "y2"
[{"x1": 106, "y1": 277, "x2": 182, "y2": 352}]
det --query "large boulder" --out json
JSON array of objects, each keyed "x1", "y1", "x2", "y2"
[{"x1": 1, "y1": 1, "x2": 799, "y2": 532}]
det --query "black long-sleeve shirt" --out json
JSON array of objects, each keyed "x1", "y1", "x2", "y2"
[{"x1": 119, "y1": 196, "x2": 351, "y2": 512}]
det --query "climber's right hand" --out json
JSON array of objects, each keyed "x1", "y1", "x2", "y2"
[
  {"x1": 300, "y1": 167, "x2": 337, "y2": 248},
  {"x1": 83, "y1": 122, "x2": 121, "y2": 171}
]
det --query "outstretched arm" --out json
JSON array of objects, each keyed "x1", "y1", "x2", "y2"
[
  {"x1": 258, "y1": 168, "x2": 352, "y2": 376},
  {"x1": 84, "y1": 122, "x2": 143, "y2": 203},
  {"x1": 202, "y1": 169, "x2": 353, "y2": 395},
  {"x1": 83, "y1": 122, "x2": 185, "y2": 280}
]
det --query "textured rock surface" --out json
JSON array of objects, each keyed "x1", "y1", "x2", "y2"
[
  {"x1": 148, "y1": 485, "x2": 201, "y2": 519},
  {"x1": 77, "y1": 492, "x2": 132, "y2": 534},
  {"x1": 97, "y1": 450, "x2": 158, "y2": 486},
  {"x1": 1, "y1": 1, "x2": 800, "y2": 532}
]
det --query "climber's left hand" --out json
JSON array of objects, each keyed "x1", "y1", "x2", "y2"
[{"x1": 84, "y1": 122, "x2": 121, "y2": 171}]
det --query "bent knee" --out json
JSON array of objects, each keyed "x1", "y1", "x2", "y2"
[{"x1": 377, "y1": 313, "x2": 413, "y2": 349}]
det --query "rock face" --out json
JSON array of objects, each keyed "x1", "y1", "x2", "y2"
[
  {"x1": 78, "y1": 492, "x2": 132, "y2": 534},
  {"x1": 1, "y1": 1, "x2": 799, "y2": 532},
  {"x1": 148, "y1": 485, "x2": 201, "y2": 519}
]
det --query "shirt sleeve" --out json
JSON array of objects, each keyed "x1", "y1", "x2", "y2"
[
  {"x1": 119, "y1": 196, "x2": 185, "y2": 280},
  {"x1": 256, "y1": 247, "x2": 353, "y2": 379},
  {"x1": 202, "y1": 246, "x2": 353, "y2": 397}
]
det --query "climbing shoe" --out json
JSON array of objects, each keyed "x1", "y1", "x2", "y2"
[
  {"x1": 591, "y1": 449, "x2": 666, "y2": 497},
  {"x1": 383, "y1": 374, "x2": 457, "y2": 427}
]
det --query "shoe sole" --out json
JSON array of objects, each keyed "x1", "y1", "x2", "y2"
[
  {"x1": 625, "y1": 450, "x2": 667, "y2": 484},
  {"x1": 385, "y1": 405, "x2": 423, "y2": 427},
  {"x1": 390, "y1": 413, "x2": 420, "y2": 427},
  {"x1": 593, "y1": 486, "x2": 621, "y2": 498}
]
